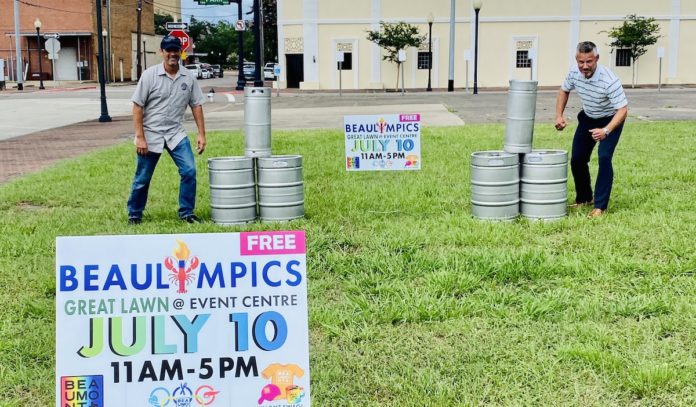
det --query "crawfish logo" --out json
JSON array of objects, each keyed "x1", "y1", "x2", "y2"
[
  {"x1": 164, "y1": 240, "x2": 199, "y2": 294},
  {"x1": 376, "y1": 118, "x2": 387, "y2": 133}
]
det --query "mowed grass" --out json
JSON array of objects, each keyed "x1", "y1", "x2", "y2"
[{"x1": 1, "y1": 121, "x2": 696, "y2": 406}]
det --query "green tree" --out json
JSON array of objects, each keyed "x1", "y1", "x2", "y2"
[
  {"x1": 262, "y1": 0, "x2": 278, "y2": 63},
  {"x1": 367, "y1": 22, "x2": 425, "y2": 90},
  {"x1": 154, "y1": 13, "x2": 174, "y2": 36},
  {"x1": 605, "y1": 14, "x2": 661, "y2": 88}
]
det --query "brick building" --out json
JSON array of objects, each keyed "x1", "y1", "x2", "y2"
[{"x1": 0, "y1": 0, "x2": 155, "y2": 83}]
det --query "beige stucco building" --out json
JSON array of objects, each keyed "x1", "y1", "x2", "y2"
[
  {"x1": 154, "y1": 0, "x2": 183, "y2": 22},
  {"x1": 276, "y1": 0, "x2": 695, "y2": 90}
]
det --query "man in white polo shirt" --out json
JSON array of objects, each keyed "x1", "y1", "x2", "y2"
[
  {"x1": 555, "y1": 41, "x2": 628, "y2": 218},
  {"x1": 126, "y1": 35, "x2": 206, "y2": 224}
]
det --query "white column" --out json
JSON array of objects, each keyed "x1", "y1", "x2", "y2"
[
  {"x1": 277, "y1": 0, "x2": 286, "y2": 83},
  {"x1": 370, "y1": 0, "x2": 382, "y2": 88},
  {"x1": 302, "y1": 0, "x2": 319, "y2": 87},
  {"x1": 668, "y1": 0, "x2": 680, "y2": 78},
  {"x1": 569, "y1": 0, "x2": 580, "y2": 66}
]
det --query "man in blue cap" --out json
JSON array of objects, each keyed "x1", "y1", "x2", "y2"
[{"x1": 127, "y1": 35, "x2": 206, "y2": 224}]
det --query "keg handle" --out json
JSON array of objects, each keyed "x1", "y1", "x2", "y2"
[
  {"x1": 252, "y1": 89, "x2": 265, "y2": 94},
  {"x1": 527, "y1": 155, "x2": 543, "y2": 163},
  {"x1": 272, "y1": 160, "x2": 289, "y2": 168},
  {"x1": 488, "y1": 159, "x2": 505, "y2": 165}
]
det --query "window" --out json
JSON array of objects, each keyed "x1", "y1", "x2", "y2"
[
  {"x1": 337, "y1": 52, "x2": 352, "y2": 70},
  {"x1": 516, "y1": 50, "x2": 531, "y2": 68},
  {"x1": 417, "y1": 51, "x2": 432, "y2": 69},
  {"x1": 616, "y1": 49, "x2": 631, "y2": 67}
]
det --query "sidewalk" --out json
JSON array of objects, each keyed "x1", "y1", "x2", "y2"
[{"x1": 0, "y1": 115, "x2": 132, "y2": 184}]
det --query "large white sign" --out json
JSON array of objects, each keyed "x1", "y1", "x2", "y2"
[
  {"x1": 345, "y1": 114, "x2": 421, "y2": 171},
  {"x1": 56, "y1": 231, "x2": 310, "y2": 407}
]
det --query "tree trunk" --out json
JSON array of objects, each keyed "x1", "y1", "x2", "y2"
[{"x1": 632, "y1": 58, "x2": 636, "y2": 88}]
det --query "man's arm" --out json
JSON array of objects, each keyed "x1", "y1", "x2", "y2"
[
  {"x1": 589, "y1": 106, "x2": 628, "y2": 141},
  {"x1": 133, "y1": 103, "x2": 148, "y2": 155},
  {"x1": 191, "y1": 105, "x2": 206, "y2": 154},
  {"x1": 555, "y1": 89, "x2": 570, "y2": 131}
]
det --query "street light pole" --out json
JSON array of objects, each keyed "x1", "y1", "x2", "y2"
[
  {"x1": 102, "y1": 29, "x2": 108, "y2": 84},
  {"x1": 427, "y1": 13, "x2": 434, "y2": 92},
  {"x1": 95, "y1": 0, "x2": 111, "y2": 122},
  {"x1": 473, "y1": 0, "x2": 483, "y2": 95},
  {"x1": 34, "y1": 18, "x2": 45, "y2": 90},
  {"x1": 234, "y1": 0, "x2": 246, "y2": 90}
]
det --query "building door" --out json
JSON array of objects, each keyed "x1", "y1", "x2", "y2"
[
  {"x1": 55, "y1": 47, "x2": 78, "y2": 80},
  {"x1": 285, "y1": 54, "x2": 303, "y2": 88}
]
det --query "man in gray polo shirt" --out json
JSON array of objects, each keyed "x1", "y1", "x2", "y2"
[
  {"x1": 126, "y1": 35, "x2": 206, "y2": 224},
  {"x1": 555, "y1": 41, "x2": 628, "y2": 218}
]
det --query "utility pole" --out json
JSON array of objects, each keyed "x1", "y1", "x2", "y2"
[
  {"x1": 136, "y1": 0, "x2": 142, "y2": 80},
  {"x1": 252, "y1": 0, "x2": 264, "y2": 87},
  {"x1": 13, "y1": 0, "x2": 23, "y2": 90}
]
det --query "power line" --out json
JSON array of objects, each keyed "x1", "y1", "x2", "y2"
[{"x1": 17, "y1": 0, "x2": 90, "y2": 15}]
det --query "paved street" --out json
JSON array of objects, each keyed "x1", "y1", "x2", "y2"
[{"x1": 1, "y1": 74, "x2": 695, "y2": 183}]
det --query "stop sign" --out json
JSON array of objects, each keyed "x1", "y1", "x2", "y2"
[{"x1": 168, "y1": 29, "x2": 192, "y2": 52}]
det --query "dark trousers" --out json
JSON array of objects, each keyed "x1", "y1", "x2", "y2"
[{"x1": 570, "y1": 111, "x2": 624, "y2": 210}]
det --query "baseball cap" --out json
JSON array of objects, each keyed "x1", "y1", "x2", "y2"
[{"x1": 160, "y1": 35, "x2": 182, "y2": 51}]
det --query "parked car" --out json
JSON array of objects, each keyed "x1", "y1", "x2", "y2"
[
  {"x1": 263, "y1": 62, "x2": 277, "y2": 80},
  {"x1": 210, "y1": 64, "x2": 222, "y2": 78},
  {"x1": 243, "y1": 62, "x2": 256, "y2": 80},
  {"x1": 185, "y1": 64, "x2": 203, "y2": 79}
]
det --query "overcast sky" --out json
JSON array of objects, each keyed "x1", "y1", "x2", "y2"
[{"x1": 180, "y1": 0, "x2": 254, "y2": 23}]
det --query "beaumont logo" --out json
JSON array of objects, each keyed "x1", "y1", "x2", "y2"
[
  {"x1": 164, "y1": 240, "x2": 200, "y2": 294},
  {"x1": 61, "y1": 375, "x2": 104, "y2": 407}
]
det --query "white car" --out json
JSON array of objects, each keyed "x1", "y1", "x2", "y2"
[
  {"x1": 185, "y1": 64, "x2": 203, "y2": 79},
  {"x1": 263, "y1": 63, "x2": 276, "y2": 80},
  {"x1": 201, "y1": 69, "x2": 210, "y2": 79}
]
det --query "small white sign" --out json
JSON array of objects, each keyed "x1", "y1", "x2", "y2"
[
  {"x1": 336, "y1": 51, "x2": 344, "y2": 63},
  {"x1": 398, "y1": 49, "x2": 406, "y2": 62},
  {"x1": 235, "y1": 19, "x2": 246, "y2": 31},
  {"x1": 463, "y1": 49, "x2": 472, "y2": 61},
  {"x1": 657, "y1": 46, "x2": 665, "y2": 59},
  {"x1": 528, "y1": 48, "x2": 537, "y2": 60}
]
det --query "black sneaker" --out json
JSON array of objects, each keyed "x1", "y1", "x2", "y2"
[
  {"x1": 128, "y1": 217, "x2": 142, "y2": 225},
  {"x1": 181, "y1": 214, "x2": 201, "y2": 224}
]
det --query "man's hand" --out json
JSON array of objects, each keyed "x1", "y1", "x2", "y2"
[
  {"x1": 196, "y1": 134, "x2": 206, "y2": 155},
  {"x1": 555, "y1": 116, "x2": 567, "y2": 131},
  {"x1": 589, "y1": 128, "x2": 608, "y2": 141},
  {"x1": 135, "y1": 136, "x2": 148, "y2": 155}
]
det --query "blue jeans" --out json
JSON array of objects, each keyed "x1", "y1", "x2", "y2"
[
  {"x1": 570, "y1": 111, "x2": 624, "y2": 210},
  {"x1": 127, "y1": 138, "x2": 197, "y2": 219}
]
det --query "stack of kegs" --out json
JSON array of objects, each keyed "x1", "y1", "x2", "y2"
[
  {"x1": 471, "y1": 80, "x2": 568, "y2": 220},
  {"x1": 209, "y1": 87, "x2": 305, "y2": 225}
]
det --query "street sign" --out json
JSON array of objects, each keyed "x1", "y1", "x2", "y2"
[
  {"x1": 273, "y1": 64, "x2": 281, "y2": 76},
  {"x1": 195, "y1": 0, "x2": 232, "y2": 4},
  {"x1": 45, "y1": 37, "x2": 61, "y2": 54},
  {"x1": 169, "y1": 29, "x2": 192, "y2": 52},
  {"x1": 165, "y1": 22, "x2": 189, "y2": 31},
  {"x1": 235, "y1": 20, "x2": 246, "y2": 31},
  {"x1": 398, "y1": 49, "x2": 406, "y2": 62}
]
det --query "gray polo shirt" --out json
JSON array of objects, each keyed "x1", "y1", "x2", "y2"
[
  {"x1": 561, "y1": 64, "x2": 628, "y2": 119},
  {"x1": 131, "y1": 63, "x2": 205, "y2": 153}
]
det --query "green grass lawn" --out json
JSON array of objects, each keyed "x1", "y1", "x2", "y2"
[{"x1": 1, "y1": 122, "x2": 695, "y2": 406}]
